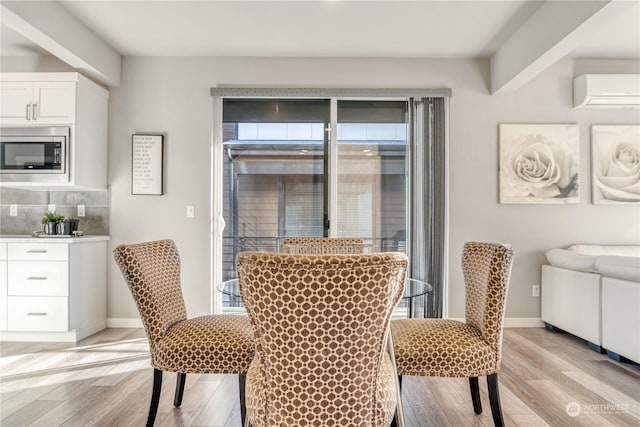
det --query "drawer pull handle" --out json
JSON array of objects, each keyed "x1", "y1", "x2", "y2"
[
  {"x1": 27, "y1": 276, "x2": 48, "y2": 280},
  {"x1": 27, "y1": 312, "x2": 48, "y2": 316},
  {"x1": 27, "y1": 250, "x2": 48, "y2": 253}
]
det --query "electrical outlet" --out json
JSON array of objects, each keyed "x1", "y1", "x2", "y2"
[
  {"x1": 9, "y1": 204, "x2": 17, "y2": 216},
  {"x1": 47, "y1": 204, "x2": 56, "y2": 212},
  {"x1": 532, "y1": 285, "x2": 540, "y2": 297},
  {"x1": 77, "y1": 204, "x2": 86, "y2": 217},
  {"x1": 186, "y1": 205, "x2": 195, "y2": 218}
]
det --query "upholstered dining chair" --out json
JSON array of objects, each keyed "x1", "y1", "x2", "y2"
[
  {"x1": 281, "y1": 237, "x2": 366, "y2": 254},
  {"x1": 391, "y1": 242, "x2": 514, "y2": 427},
  {"x1": 237, "y1": 251, "x2": 408, "y2": 427},
  {"x1": 113, "y1": 239, "x2": 255, "y2": 427}
]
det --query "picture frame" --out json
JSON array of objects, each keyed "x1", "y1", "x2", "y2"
[
  {"x1": 592, "y1": 125, "x2": 640, "y2": 204},
  {"x1": 132, "y1": 133, "x2": 164, "y2": 195},
  {"x1": 499, "y1": 124, "x2": 580, "y2": 204}
]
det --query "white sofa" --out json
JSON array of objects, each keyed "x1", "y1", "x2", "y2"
[{"x1": 541, "y1": 244, "x2": 640, "y2": 364}]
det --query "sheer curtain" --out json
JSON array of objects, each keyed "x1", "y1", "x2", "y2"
[{"x1": 409, "y1": 97, "x2": 448, "y2": 318}]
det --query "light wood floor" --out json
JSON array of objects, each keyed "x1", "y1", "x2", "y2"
[{"x1": 1, "y1": 327, "x2": 638, "y2": 426}]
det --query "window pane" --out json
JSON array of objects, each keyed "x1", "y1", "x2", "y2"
[
  {"x1": 336, "y1": 101, "x2": 408, "y2": 253},
  {"x1": 222, "y1": 100, "x2": 328, "y2": 308},
  {"x1": 284, "y1": 177, "x2": 323, "y2": 237}
]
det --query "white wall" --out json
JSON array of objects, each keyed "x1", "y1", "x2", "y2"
[
  {"x1": 0, "y1": 55, "x2": 76, "y2": 73},
  {"x1": 103, "y1": 57, "x2": 639, "y2": 322}
]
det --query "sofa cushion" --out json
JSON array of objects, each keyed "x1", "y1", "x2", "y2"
[
  {"x1": 546, "y1": 249, "x2": 598, "y2": 273},
  {"x1": 595, "y1": 256, "x2": 640, "y2": 282},
  {"x1": 568, "y1": 245, "x2": 640, "y2": 257}
]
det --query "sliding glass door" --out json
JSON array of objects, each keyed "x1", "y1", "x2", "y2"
[
  {"x1": 216, "y1": 97, "x2": 409, "y2": 310},
  {"x1": 212, "y1": 89, "x2": 448, "y2": 317},
  {"x1": 220, "y1": 98, "x2": 328, "y2": 290}
]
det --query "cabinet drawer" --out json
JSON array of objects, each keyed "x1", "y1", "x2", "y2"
[
  {"x1": 0, "y1": 261, "x2": 7, "y2": 331},
  {"x1": 7, "y1": 296, "x2": 68, "y2": 331},
  {"x1": 8, "y1": 243, "x2": 68, "y2": 261},
  {"x1": 8, "y1": 261, "x2": 68, "y2": 296}
]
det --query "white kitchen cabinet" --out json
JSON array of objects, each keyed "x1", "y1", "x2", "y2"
[
  {"x1": 0, "y1": 81, "x2": 32, "y2": 125},
  {"x1": 0, "y1": 243, "x2": 7, "y2": 331},
  {"x1": 8, "y1": 261, "x2": 69, "y2": 296},
  {"x1": 0, "y1": 80, "x2": 76, "y2": 126},
  {"x1": 0, "y1": 73, "x2": 110, "y2": 189},
  {"x1": 0, "y1": 237, "x2": 109, "y2": 342},
  {"x1": 8, "y1": 297, "x2": 68, "y2": 332}
]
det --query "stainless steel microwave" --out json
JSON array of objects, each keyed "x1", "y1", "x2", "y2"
[{"x1": 0, "y1": 127, "x2": 70, "y2": 183}]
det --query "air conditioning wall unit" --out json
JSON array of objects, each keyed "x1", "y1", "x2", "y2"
[{"x1": 573, "y1": 74, "x2": 640, "y2": 108}]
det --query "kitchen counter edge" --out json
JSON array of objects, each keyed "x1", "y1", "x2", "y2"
[{"x1": 0, "y1": 235, "x2": 111, "y2": 243}]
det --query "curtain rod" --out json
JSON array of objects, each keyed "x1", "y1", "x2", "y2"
[{"x1": 210, "y1": 88, "x2": 451, "y2": 98}]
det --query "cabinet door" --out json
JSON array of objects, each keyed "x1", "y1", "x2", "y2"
[
  {"x1": 8, "y1": 261, "x2": 68, "y2": 296},
  {"x1": 0, "y1": 81, "x2": 32, "y2": 125},
  {"x1": 7, "y1": 296, "x2": 68, "y2": 331},
  {"x1": 8, "y1": 243, "x2": 68, "y2": 261},
  {"x1": 33, "y1": 82, "x2": 76, "y2": 124},
  {"x1": 0, "y1": 260, "x2": 6, "y2": 331}
]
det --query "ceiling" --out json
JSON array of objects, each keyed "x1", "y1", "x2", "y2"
[{"x1": 1, "y1": 0, "x2": 639, "y2": 59}]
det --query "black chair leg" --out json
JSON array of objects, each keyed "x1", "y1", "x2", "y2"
[
  {"x1": 469, "y1": 376, "x2": 482, "y2": 414},
  {"x1": 147, "y1": 369, "x2": 163, "y2": 427},
  {"x1": 239, "y1": 374, "x2": 247, "y2": 426},
  {"x1": 487, "y1": 373, "x2": 505, "y2": 427},
  {"x1": 174, "y1": 373, "x2": 187, "y2": 407}
]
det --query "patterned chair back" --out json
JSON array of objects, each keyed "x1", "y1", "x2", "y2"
[
  {"x1": 462, "y1": 242, "x2": 514, "y2": 361},
  {"x1": 281, "y1": 237, "x2": 366, "y2": 254},
  {"x1": 113, "y1": 239, "x2": 188, "y2": 350},
  {"x1": 237, "y1": 251, "x2": 407, "y2": 426}
]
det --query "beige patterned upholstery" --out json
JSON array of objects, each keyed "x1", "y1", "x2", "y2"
[
  {"x1": 391, "y1": 242, "x2": 514, "y2": 427},
  {"x1": 281, "y1": 237, "x2": 366, "y2": 254},
  {"x1": 113, "y1": 239, "x2": 254, "y2": 427},
  {"x1": 237, "y1": 251, "x2": 408, "y2": 427}
]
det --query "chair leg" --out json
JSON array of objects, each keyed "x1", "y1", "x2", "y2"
[
  {"x1": 469, "y1": 376, "x2": 482, "y2": 414},
  {"x1": 239, "y1": 373, "x2": 247, "y2": 426},
  {"x1": 147, "y1": 369, "x2": 163, "y2": 427},
  {"x1": 487, "y1": 373, "x2": 505, "y2": 427},
  {"x1": 174, "y1": 373, "x2": 187, "y2": 407},
  {"x1": 391, "y1": 375, "x2": 404, "y2": 427}
]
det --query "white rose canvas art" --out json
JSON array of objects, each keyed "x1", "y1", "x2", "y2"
[
  {"x1": 499, "y1": 124, "x2": 579, "y2": 204},
  {"x1": 592, "y1": 125, "x2": 640, "y2": 204}
]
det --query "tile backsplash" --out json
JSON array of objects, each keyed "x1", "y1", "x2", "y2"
[{"x1": 0, "y1": 187, "x2": 109, "y2": 235}]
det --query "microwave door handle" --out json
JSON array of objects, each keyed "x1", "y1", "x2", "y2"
[{"x1": 26, "y1": 103, "x2": 31, "y2": 121}]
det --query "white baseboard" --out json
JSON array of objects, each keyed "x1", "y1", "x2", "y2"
[
  {"x1": 504, "y1": 317, "x2": 545, "y2": 328},
  {"x1": 107, "y1": 318, "x2": 143, "y2": 328},
  {"x1": 0, "y1": 330, "x2": 79, "y2": 342}
]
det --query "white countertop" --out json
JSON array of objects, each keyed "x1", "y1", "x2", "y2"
[{"x1": 0, "y1": 235, "x2": 110, "y2": 243}]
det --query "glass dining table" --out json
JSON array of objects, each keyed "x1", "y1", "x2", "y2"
[{"x1": 218, "y1": 277, "x2": 432, "y2": 318}]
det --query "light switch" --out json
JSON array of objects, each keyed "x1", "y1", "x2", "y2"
[
  {"x1": 77, "y1": 204, "x2": 86, "y2": 217},
  {"x1": 186, "y1": 205, "x2": 195, "y2": 218},
  {"x1": 9, "y1": 204, "x2": 17, "y2": 216}
]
